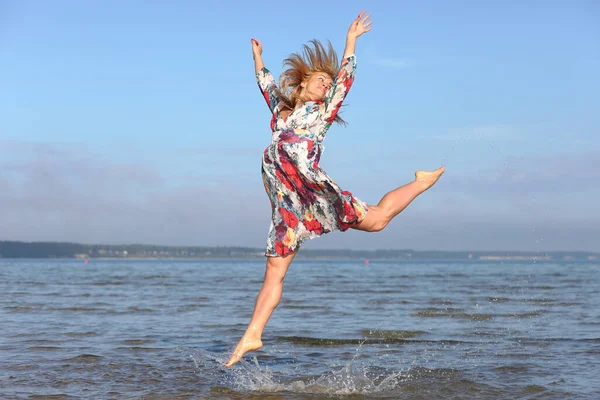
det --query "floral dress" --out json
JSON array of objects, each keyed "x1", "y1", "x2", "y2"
[{"x1": 257, "y1": 54, "x2": 368, "y2": 257}]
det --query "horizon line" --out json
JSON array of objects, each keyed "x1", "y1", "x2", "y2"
[{"x1": 0, "y1": 240, "x2": 597, "y2": 254}]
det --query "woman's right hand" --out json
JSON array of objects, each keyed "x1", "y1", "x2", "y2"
[{"x1": 251, "y1": 38, "x2": 263, "y2": 59}]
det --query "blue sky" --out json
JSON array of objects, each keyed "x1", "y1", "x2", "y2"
[{"x1": 2, "y1": 1, "x2": 599, "y2": 251}]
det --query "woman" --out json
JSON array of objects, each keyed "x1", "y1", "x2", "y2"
[{"x1": 226, "y1": 11, "x2": 444, "y2": 367}]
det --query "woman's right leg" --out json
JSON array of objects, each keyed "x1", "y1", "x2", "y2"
[{"x1": 225, "y1": 250, "x2": 297, "y2": 367}]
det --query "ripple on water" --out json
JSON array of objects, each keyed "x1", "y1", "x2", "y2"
[
  {"x1": 64, "y1": 332, "x2": 98, "y2": 338},
  {"x1": 487, "y1": 297, "x2": 511, "y2": 303},
  {"x1": 429, "y1": 298, "x2": 456, "y2": 305},
  {"x1": 124, "y1": 306, "x2": 154, "y2": 313},
  {"x1": 27, "y1": 346, "x2": 62, "y2": 351},
  {"x1": 121, "y1": 339, "x2": 156, "y2": 345},
  {"x1": 412, "y1": 307, "x2": 495, "y2": 321},
  {"x1": 63, "y1": 354, "x2": 103, "y2": 363},
  {"x1": 501, "y1": 310, "x2": 545, "y2": 319},
  {"x1": 181, "y1": 296, "x2": 210, "y2": 302},
  {"x1": 360, "y1": 329, "x2": 428, "y2": 339},
  {"x1": 519, "y1": 297, "x2": 556, "y2": 304},
  {"x1": 274, "y1": 335, "x2": 466, "y2": 346},
  {"x1": 113, "y1": 346, "x2": 163, "y2": 352},
  {"x1": 45, "y1": 307, "x2": 105, "y2": 312},
  {"x1": 493, "y1": 364, "x2": 531, "y2": 373},
  {"x1": 89, "y1": 281, "x2": 126, "y2": 286},
  {"x1": 470, "y1": 330, "x2": 505, "y2": 338},
  {"x1": 5, "y1": 304, "x2": 45, "y2": 312},
  {"x1": 21, "y1": 339, "x2": 67, "y2": 345},
  {"x1": 521, "y1": 384, "x2": 547, "y2": 394}
]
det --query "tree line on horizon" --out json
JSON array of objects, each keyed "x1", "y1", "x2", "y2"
[{"x1": 0, "y1": 241, "x2": 597, "y2": 260}]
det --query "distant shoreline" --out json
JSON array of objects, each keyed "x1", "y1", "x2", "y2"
[
  {"x1": 2, "y1": 257, "x2": 598, "y2": 264},
  {"x1": 0, "y1": 240, "x2": 598, "y2": 261}
]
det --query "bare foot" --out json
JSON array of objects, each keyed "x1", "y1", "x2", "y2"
[
  {"x1": 225, "y1": 336, "x2": 263, "y2": 367},
  {"x1": 415, "y1": 166, "x2": 445, "y2": 191}
]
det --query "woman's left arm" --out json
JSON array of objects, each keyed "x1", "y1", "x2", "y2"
[
  {"x1": 343, "y1": 11, "x2": 372, "y2": 58},
  {"x1": 322, "y1": 12, "x2": 372, "y2": 126}
]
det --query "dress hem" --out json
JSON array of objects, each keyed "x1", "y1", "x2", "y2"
[{"x1": 264, "y1": 205, "x2": 369, "y2": 258}]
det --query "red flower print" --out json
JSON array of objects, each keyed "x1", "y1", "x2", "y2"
[
  {"x1": 344, "y1": 77, "x2": 354, "y2": 89},
  {"x1": 280, "y1": 157, "x2": 296, "y2": 176},
  {"x1": 343, "y1": 200, "x2": 356, "y2": 220},
  {"x1": 280, "y1": 207, "x2": 298, "y2": 228},
  {"x1": 280, "y1": 158, "x2": 304, "y2": 189},
  {"x1": 290, "y1": 174, "x2": 303, "y2": 189},
  {"x1": 275, "y1": 170, "x2": 294, "y2": 191},
  {"x1": 302, "y1": 218, "x2": 323, "y2": 234},
  {"x1": 275, "y1": 241, "x2": 287, "y2": 255},
  {"x1": 305, "y1": 180, "x2": 321, "y2": 192},
  {"x1": 326, "y1": 102, "x2": 342, "y2": 123}
]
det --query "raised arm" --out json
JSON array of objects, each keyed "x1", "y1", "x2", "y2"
[
  {"x1": 321, "y1": 12, "x2": 372, "y2": 126},
  {"x1": 343, "y1": 11, "x2": 372, "y2": 58},
  {"x1": 252, "y1": 38, "x2": 281, "y2": 113}
]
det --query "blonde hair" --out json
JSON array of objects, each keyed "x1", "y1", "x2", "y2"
[{"x1": 275, "y1": 39, "x2": 346, "y2": 125}]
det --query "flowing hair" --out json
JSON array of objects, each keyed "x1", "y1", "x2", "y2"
[{"x1": 274, "y1": 39, "x2": 346, "y2": 125}]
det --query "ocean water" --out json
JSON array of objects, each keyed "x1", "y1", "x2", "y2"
[{"x1": 1, "y1": 259, "x2": 599, "y2": 399}]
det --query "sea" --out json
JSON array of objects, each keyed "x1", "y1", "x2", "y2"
[{"x1": 1, "y1": 259, "x2": 599, "y2": 399}]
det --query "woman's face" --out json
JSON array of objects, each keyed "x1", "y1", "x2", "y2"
[{"x1": 302, "y1": 72, "x2": 333, "y2": 101}]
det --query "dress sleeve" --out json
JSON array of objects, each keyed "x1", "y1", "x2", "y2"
[
  {"x1": 256, "y1": 67, "x2": 282, "y2": 113},
  {"x1": 321, "y1": 54, "x2": 357, "y2": 126}
]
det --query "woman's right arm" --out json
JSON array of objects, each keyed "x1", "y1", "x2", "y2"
[{"x1": 252, "y1": 38, "x2": 281, "y2": 113}]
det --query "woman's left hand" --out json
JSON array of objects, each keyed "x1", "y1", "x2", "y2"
[{"x1": 347, "y1": 11, "x2": 372, "y2": 39}]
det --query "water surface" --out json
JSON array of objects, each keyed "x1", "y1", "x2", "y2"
[{"x1": 1, "y1": 259, "x2": 599, "y2": 399}]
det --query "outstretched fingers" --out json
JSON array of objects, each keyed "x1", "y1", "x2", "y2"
[
  {"x1": 362, "y1": 16, "x2": 372, "y2": 32},
  {"x1": 349, "y1": 11, "x2": 372, "y2": 36}
]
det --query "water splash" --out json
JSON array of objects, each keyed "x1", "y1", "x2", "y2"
[
  {"x1": 182, "y1": 347, "x2": 281, "y2": 391},
  {"x1": 181, "y1": 342, "x2": 421, "y2": 396}
]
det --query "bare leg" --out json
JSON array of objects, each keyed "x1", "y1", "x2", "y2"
[
  {"x1": 225, "y1": 250, "x2": 297, "y2": 367},
  {"x1": 352, "y1": 167, "x2": 445, "y2": 232}
]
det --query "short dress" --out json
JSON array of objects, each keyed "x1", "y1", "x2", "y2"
[{"x1": 257, "y1": 54, "x2": 368, "y2": 257}]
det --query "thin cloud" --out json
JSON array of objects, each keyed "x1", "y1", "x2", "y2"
[
  {"x1": 369, "y1": 58, "x2": 413, "y2": 69},
  {"x1": 2, "y1": 140, "x2": 598, "y2": 251},
  {"x1": 440, "y1": 149, "x2": 600, "y2": 195},
  {"x1": 432, "y1": 124, "x2": 524, "y2": 142},
  {"x1": 0, "y1": 140, "x2": 269, "y2": 246}
]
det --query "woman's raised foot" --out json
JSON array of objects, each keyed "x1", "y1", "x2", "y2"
[
  {"x1": 415, "y1": 166, "x2": 445, "y2": 191},
  {"x1": 225, "y1": 336, "x2": 263, "y2": 367}
]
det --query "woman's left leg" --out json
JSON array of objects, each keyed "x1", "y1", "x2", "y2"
[{"x1": 352, "y1": 167, "x2": 444, "y2": 232}]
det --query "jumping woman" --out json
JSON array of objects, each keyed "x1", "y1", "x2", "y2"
[{"x1": 226, "y1": 11, "x2": 444, "y2": 367}]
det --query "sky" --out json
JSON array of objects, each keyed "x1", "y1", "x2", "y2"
[{"x1": 1, "y1": 1, "x2": 599, "y2": 252}]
